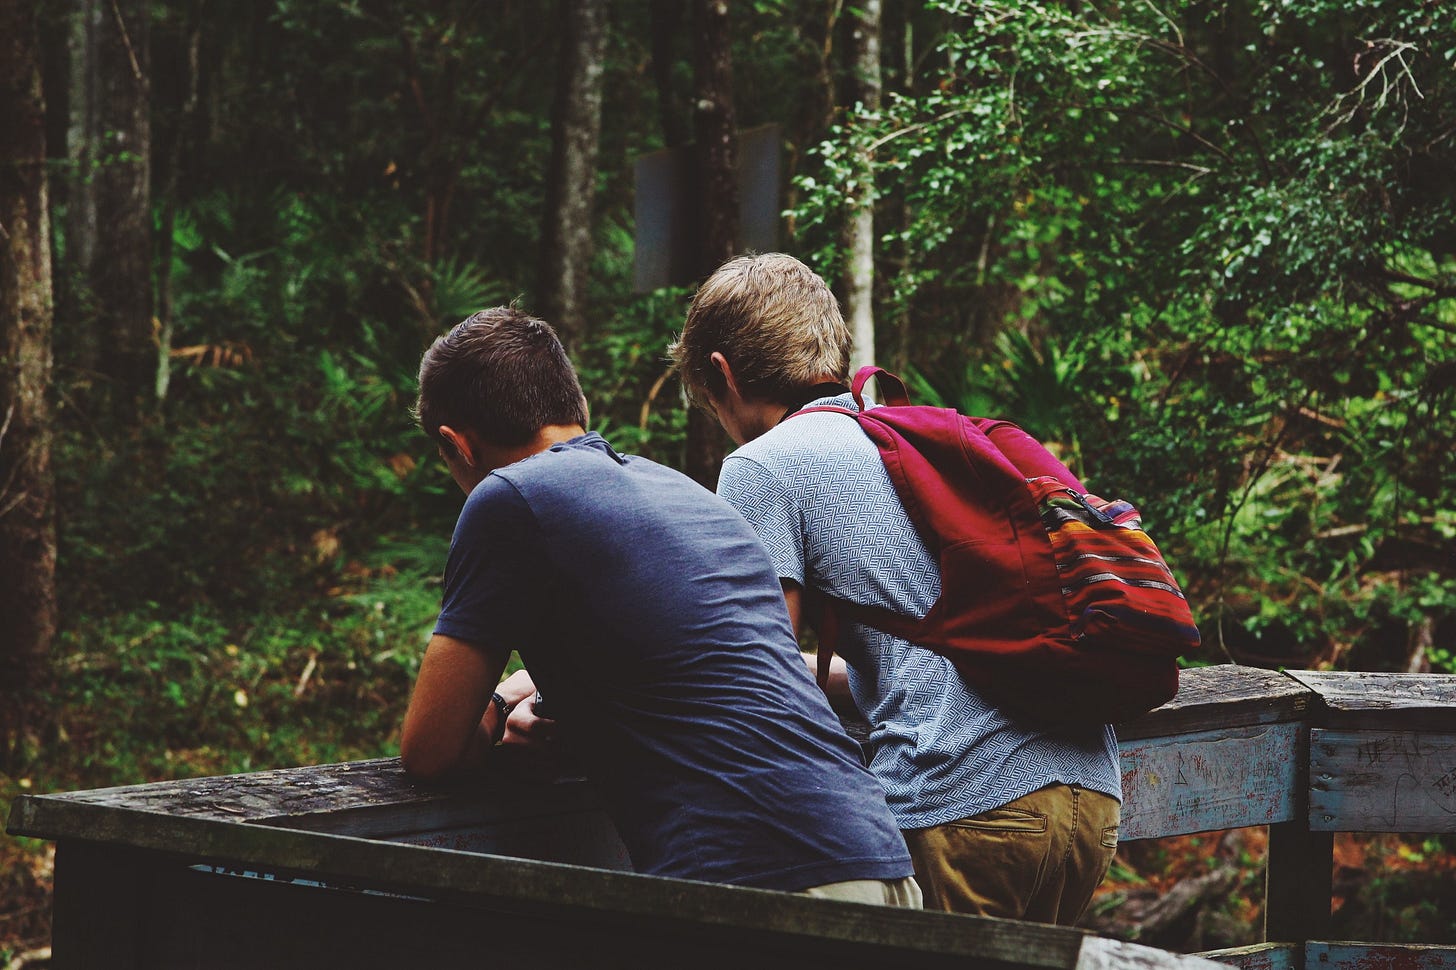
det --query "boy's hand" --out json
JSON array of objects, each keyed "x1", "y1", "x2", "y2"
[
  {"x1": 496, "y1": 668, "x2": 557, "y2": 747},
  {"x1": 503, "y1": 701, "x2": 556, "y2": 747}
]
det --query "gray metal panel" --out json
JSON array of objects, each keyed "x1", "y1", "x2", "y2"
[{"x1": 632, "y1": 124, "x2": 781, "y2": 291}]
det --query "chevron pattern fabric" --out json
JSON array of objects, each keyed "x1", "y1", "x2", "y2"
[{"x1": 719, "y1": 394, "x2": 1121, "y2": 829}]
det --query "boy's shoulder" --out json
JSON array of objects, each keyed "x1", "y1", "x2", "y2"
[{"x1": 731, "y1": 397, "x2": 876, "y2": 470}]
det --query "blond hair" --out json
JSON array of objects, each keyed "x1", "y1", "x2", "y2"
[{"x1": 670, "y1": 253, "x2": 851, "y2": 409}]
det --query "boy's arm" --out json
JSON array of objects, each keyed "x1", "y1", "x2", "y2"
[
  {"x1": 782, "y1": 580, "x2": 851, "y2": 702},
  {"x1": 400, "y1": 634, "x2": 518, "y2": 782}
]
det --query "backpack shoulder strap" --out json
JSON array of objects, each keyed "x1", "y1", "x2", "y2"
[
  {"x1": 851, "y1": 366, "x2": 911, "y2": 408},
  {"x1": 971, "y1": 417, "x2": 1087, "y2": 492}
]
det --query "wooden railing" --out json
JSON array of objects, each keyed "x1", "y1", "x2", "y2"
[
  {"x1": 1115, "y1": 666, "x2": 1456, "y2": 969},
  {"x1": 8, "y1": 665, "x2": 1455, "y2": 970}
]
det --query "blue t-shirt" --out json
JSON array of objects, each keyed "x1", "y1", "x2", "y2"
[
  {"x1": 434, "y1": 432, "x2": 912, "y2": 891},
  {"x1": 718, "y1": 396, "x2": 1122, "y2": 830}
]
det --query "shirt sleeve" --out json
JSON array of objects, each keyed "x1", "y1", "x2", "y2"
[
  {"x1": 717, "y1": 454, "x2": 806, "y2": 586},
  {"x1": 433, "y1": 475, "x2": 546, "y2": 653}
]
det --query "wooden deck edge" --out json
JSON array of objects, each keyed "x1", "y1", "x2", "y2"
[
  {"x1": 1113, "y1": 667, "x2": 1313, "y2": 742},
  {"x1": 1194, "y1": 941, "x2": 1301, "y2": 970},
  {"x1": 19, "y1": 799, "x2": 1108, "y2": 967}
]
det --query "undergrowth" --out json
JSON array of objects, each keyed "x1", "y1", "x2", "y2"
[
  {"x1": 5, "y1": 535, "x2": 448, "y2": 792},
  {"x1": 0, "y1": 532, "x2": 460, "y2": 963},
  {"x1": 1088, "y1": 830, "x2": 1456, "y2": 950}
]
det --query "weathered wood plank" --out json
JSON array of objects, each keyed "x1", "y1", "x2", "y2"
[
  {"x1": 1077, "y1": 937, "x2": 1226, "y2": 970},
  {"x1": 11, "y1": 753, "x2": 606, "y2": 842},
  {"x1": 1265, "y1": 821, "x2": 1333, "y2": 944},
  {"x1": 51, "y1": 841, "x2": 149, "y2": 970},
  {"x1": 51, "y1": 843, "x2": 1077, "y2": 970},
  {"x1": 60, "y1": 846, "x2": 1226, "y2": 970},
  {"x1": 1306, "y1": 943, "x2": 1456, "y2": 970},
  {"x1": 44, "y1": 757, "x2": 429, "y2": 820},
  {"x1": 1309, "y1": 729, "x2": 1456, "y2": 832},
  {"x1": 15, "y1": 795, "x2": 631, "y2": 875},
  {"x1": 388, "y1": 811, "x2": 632, "y2": 869},
  {"x1": 1194, "y1": 943, "x2": 1300, "y2": 970},
  {"x1": 1288, "y1": 671, "x2": 1456, "y2": 733},
  {"x1": 12, "y1": 801, "x2": 1206, "y2": 970},
  {"x1": 1116, "y1": 666, "x2": 1312, "y2": 742},
  {"x1": 1119, "y1": 723, "x2": 1302, "y2": 840},
  {"x1": 1180, "y1": 942, "x2": 1456, "y2": 970}
]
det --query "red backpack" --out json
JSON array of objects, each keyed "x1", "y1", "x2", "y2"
[{"x1": 797, "y1": 366, "x2": 1196, "y2": 728}]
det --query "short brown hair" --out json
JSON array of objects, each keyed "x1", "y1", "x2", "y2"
[
  {"x1": 670, "y1": 253, "x2": 851, "y2": 410},
  {"x1": 415, "y1": 306, "x2": 587, "y2": 449}
]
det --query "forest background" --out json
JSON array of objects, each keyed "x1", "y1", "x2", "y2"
[{"x1": 1, "y1": 0, "x2": 1453, "y2": 962}]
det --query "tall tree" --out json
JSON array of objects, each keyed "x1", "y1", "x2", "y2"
[
  {"x1": 683, "y1": 0, "x2": 737, "y2": 488},
  {"x1": 842, "y1": 0, "x2": 881, "y2": 372},
  {"x1": 0, "y1": 0, "x2": 57, "y2": 758},
  {"x1": 152, "y1": 0, "x2": 203, "y2": 404},
  {"x1": 538, "y1": 0, "x2": 608, "y2": 347},
  {"x1": 68, "y1": 0, "x2": 151, "y2": 415},
  {"x1": 649, "y1": 0, "x2": 688, "y2": 149},
  {"x1": 61, "y1": 0, "x2": 97, "y2": 376}
]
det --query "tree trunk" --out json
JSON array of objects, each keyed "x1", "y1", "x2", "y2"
[
  {"x1": 70, "y1": 0, "x2": 152, "y2": 417},
  {"x1": 63, "y1": 0, "x2": 100, "y2": 375},
  {"x1": 884, "y1": 0, "x2": 913, "y2": 373},
  {"x1": 538, "y1": 0, "x2": 608, "y2": 349},
  {"x1": 154, "y1": 0, "x2": 203, "y2": 404},
  {"x1": 649, "y1": 0, "x2": 687, "y2": 149},
  {"x1": 0, "y1": 0, "x2": 58, "y2": 761},
  {"x1": 843, "y1": 0, "x2": 881, "y2": 374},
  {"x1": 684, "y1": 0, "x2": 737, "y2": 488}
]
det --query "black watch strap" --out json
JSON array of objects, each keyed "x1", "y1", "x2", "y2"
[{"x1": 489, "y1": 691, "x2": 514, "y2": 745}]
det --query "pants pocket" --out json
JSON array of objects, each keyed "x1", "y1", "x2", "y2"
[
  {"x1": 948, "y1": 807, "x2": 1049, "y2": 834},
  {"x1": 908, "y1": 808, "x2": 1053, "y2": 919}
]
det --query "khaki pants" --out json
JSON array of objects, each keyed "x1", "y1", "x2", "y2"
[
  {"x1": 903, "y1": 783, "x2": 1120, "y2": 924},
  {"x1": 799, "y1": 876, "x2": 924, "y2": 908}
]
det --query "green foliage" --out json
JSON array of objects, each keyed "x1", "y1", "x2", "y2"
[
  {"x1": 1332, "y1": 835, "x2": 1456, "y2": 943},
  {"x1": 574, "y1": 285, "x2": 696, "y2": 464},
  {"x1": 9, "y1": 2, "x2": 1455, "y2": 956},
  {"x1": 55, "y1": 326, "x2": 448, "y2": 618},
  {"x1": 907, "y1": 326, "x2": 1094, "y2": 467},
  {"x1": 791, "y1": 0, "x2": 1456, "y2": 670},
  {"x1": 14, "y1": 536, "x2": 445, "y2": 790},
  {"x1": 428, "y1": 256, "x2": 507, "y2": 327}
]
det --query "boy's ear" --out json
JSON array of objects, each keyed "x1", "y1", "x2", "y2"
[
  {"x1": 709, "y1": 352, "x2": 740, "y2": 396},
  {"x1": 437, "y1": 425, "x2": 476, "y2": 468}
]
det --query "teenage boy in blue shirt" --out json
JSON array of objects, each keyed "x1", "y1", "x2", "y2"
[{"x1": 400, "y1": 305, "x2": 919, "y2": 905}]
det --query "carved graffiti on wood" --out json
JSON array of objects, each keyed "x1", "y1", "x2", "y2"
[
  {"x1": 1310, "y1": 730, "x2": 1456, "y2": 832},
  {"x1": 1119, "y1": 723, "x2": 1301, "y2": 840}
]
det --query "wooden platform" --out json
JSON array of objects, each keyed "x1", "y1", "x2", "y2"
[
  {"x1": 7, "y1": 757, "x2": 1215, "y2": 970},
  {"x1": 9, "y1": 665, "x2": 1456, "y2": 970}
]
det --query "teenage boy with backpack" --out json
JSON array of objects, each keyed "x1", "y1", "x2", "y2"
[
  {"x1": 400, "y1": 305, "x2": 919, "y2": 905},
  {"x1": 670, "y1": 254, "x2": 1122, "y2": 923}
]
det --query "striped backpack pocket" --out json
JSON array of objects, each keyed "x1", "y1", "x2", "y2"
[{"x1": 1027, "y1": 477, "x2": 1201, "y2": 657}]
